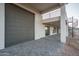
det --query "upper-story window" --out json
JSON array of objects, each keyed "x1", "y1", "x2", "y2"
[{"x1": 42, "y1": 8, "x2": 60, "y2": 20}]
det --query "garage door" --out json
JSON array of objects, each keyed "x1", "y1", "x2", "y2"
[{"x1": 5, "y1": 4, "x2": 34, "y2": 47}]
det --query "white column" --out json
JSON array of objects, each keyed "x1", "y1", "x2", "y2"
[
  {"x1": 0, "y1": 3, "x2": 5, "y2": 49},
  {"x1": 60, "y1": 5, "x2": 68, "y2": 43},
  {"x1": 66, "y1": 22, "x2": 68, "y2": 37},
  {"x1": 50, "y1": 26, "x2": 53, "y2": 35},
  {"x1": 35, "y1": 13, "x2": 45, "y2": 40}
]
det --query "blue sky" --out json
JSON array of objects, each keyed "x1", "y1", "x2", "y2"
[
  {"x1": 66, "y1": 3, "x2": 79, "y2": 19},
  {"x1": 65, "y1": 3, "x2": 79, "y2": 28}
]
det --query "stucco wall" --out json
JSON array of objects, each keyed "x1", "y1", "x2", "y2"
[
  {"x1": 50, "y1": 27, "x2": 53, "y2": 35},
  {"x1": 0, "y1": 3, "x2": 5, "y2": 49},
  {"x1": 35, "y1": 13, "x2": 45, "y2": 40},
  {"x1": 60, "y1": 5, "x2": 68, "y2": 43}
]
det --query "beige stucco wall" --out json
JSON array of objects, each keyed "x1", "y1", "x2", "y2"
[{"x1": 0, "y1": 3, "x2": 5, "y2": 49}]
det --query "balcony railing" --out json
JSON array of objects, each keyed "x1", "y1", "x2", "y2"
[{"x1": 42, "y1": 8, "x2": 60, "y2": 20}]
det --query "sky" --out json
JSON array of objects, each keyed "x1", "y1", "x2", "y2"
[{"x1": 65, "y1": 3, "x2": 79, "y2": 28}]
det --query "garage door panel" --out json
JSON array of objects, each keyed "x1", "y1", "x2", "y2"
[{"x1": 5, "y1": 4, "x2": 34, "y2": 47}]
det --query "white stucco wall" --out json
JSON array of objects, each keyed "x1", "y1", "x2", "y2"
[
  {"x1": 0, "y1": 3, "x2": 5, "y2": 49},
  {"x1": 50, "y1": 26, "x2": 58, "y2": 35},
  {"x1": 50, "y1": 27, "x2": 53, "y2": 35},
  {"x1": 42, "y1": 8, "x2": 60, "y2": 20},
  {"x1": 60, "y1": 5, "x2": 68, "y2": 43},
  {"x1": 35, "y1": 13, "x2": 45, "y2": 40}
]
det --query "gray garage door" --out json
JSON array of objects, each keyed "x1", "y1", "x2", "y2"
[{"x1": 5, "y1": 4, "x2": 34, "y2": 47}]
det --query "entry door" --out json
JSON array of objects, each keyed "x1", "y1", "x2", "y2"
[{"x1": 5, "y1": 4, "x2": 34, "y2": 47}]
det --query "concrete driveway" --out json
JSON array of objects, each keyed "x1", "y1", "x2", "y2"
[{"x1": 0, "y1": 34, "x2": 64, "y2": 56}]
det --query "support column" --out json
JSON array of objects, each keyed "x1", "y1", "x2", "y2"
[
  {"x1": 35, "y1": 13, "x2": 45, "y2": 40},
  {"x1": 66, "y1": 21, "x2": 69, "y2": 37},
  {"x1": 0, "y1": 3, "x2": 5, "y2": 49},
  {"x1": 60, "y1": 4, "x2": 68, "y2": 43},
  {"x1": 50, "y1": 26, "x2": 53, "y2": 35}
]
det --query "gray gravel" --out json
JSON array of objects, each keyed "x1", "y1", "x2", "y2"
[{"x1": 0, "y1": 34, "x2": 64, "y2": 56}]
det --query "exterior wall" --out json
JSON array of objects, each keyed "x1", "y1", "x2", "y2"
[
  {"x1": 42, "y1": 8, "x2": 60, "y2": 20},
  {"x1": 60, "y1": 5, "x2": 68, "y2": 43},
  {"x1": 14, "y1": 3, "x2": 45, "y2": 40},
  {"x1": 66, "y1": 22, "x2": 68, "y2": 37},
  {"x1": 42, "y1": 16, "x2": 60, "y2": 23},
  {"x1": 50, "y1": 8, "x2": 61, "y2": 18},
  {"x1": 50, "y1": 26, "x2": 53, "y2": 35},
  {"x1": 49, "y1": 26, "x2": 59, "y2": 35},
  {"x1": 35, "y1": 13, "x2": 45, "y2": 40},
  {"x1": 0, "y1": 3, "x2": 5, "y2": 49},
  {"x1": 0, "y1": 3, "x2": 45, "y2": 49},
  {"x1": 0, "y1": 3, "x2": 62, "y2": 49}
]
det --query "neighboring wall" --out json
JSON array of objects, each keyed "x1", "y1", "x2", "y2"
[{"x1": 0, "y1": 3, "x2": 5, "y2": 49}]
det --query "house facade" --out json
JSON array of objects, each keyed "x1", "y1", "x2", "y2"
[{"x1": 0, "y1": 3, "x2": 68, "y2": 49}]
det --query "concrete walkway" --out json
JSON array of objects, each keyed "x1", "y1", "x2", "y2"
[
  {"x1": 1, "y1": 34, "x2": 79, "y2": 56},
  {"x1": 0, "y1": 34, "x2": 64, "y2": 56}
]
